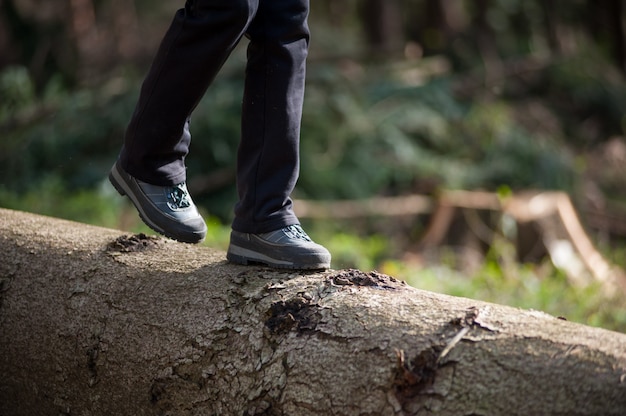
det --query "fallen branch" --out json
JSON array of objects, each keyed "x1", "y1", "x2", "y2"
[{"x1": 294, "y1": 194, "x2": 433, "y2": 219}]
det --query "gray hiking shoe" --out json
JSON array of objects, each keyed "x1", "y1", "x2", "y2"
[
  {"x1": 108, "y1": 161, "x2": 207, "y2": 243},
  {"x1": 227, "y1": 224, "x2": 331, "y2": 270}
]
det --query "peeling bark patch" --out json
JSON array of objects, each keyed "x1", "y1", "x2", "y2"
[
  {"x1": 330, "y1": 269, "x2": 402, "y2": 289},
  {"x1": 448, "y1": 306, "x2": 498, "y2": 333},
  {"x1": 265, "y1": 296, "x2": 321, "y2": 335},
  {"x1": 86, "y1": 336, "x2": 101, "y2": 387},
  {"x1": 107, "y1": 233, "x2": 160, "y2": 253},
  {"x1": 0, "y1": 276, "x2": 11, "y2": 308},
  {"x1": 393, "y1": 348, "x2": 440, "y2": 401},
  {"x1": 438, "y1": 307, "x2": 498, "y2": 363},
  {"x1": 150, "y1": 379, "x2": 168, "y2": 405}
]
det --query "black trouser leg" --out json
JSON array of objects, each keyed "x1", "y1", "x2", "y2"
[
  {"x1": 232, "y1": 0, "x2": 310, "y2": 234},
  {"x1": 120, "y1": 0, "x2": 257, "y2": 186},
  {"x1": 119, "y1": 0, "x2": 309, "y2": 234}
]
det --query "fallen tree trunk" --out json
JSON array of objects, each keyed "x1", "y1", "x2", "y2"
[{"x1": 0, "y1": 208, "x2": 625, "y2": 416}]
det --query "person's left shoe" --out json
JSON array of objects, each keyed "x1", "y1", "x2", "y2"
[
  {"x1": 227, "y1": 224, "x2": 331, "y2": 270},
  {"x1": 108, "y1": 161, "x2": 207, "y2": 244}
]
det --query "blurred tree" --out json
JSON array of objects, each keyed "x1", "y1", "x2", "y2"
[
  {"x1": 586, "y1": 0, "x2": 625, "y2": 73},
  {"x1": 2, "y1": 0, "x2": 625, "y2": 89},
  {"x1": 0, "y1": 0, "x2": 76, "y2": 88},
  {"x1": 315, "y1": 0, "x2": 355, "y2": 28},
  {"x1": 358, "y1": 0, "x2": 403, "y2": 56},
  {"x1": 0, "y1": 0, "x2": 167, "y2": 89},
  {"x1": 0, "y1": 1, "x2": 17, "y2": 67}
]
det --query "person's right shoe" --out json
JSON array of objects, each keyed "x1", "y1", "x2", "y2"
[
  {"x1": 108, "y1": 161, "x2": 207, "y2": 243},
  {"x1": 227, "y1": 224, "x2": 331, "y2": 270}
]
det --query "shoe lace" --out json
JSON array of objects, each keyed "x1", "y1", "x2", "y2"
[
  {"x1": 167, "y1": 183, "x2": 192, "y2": 209},
  {"x1": 284, "y1": 225, "x2": 312, "y2": 241}
]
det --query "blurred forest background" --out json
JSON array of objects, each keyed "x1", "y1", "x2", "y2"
[{"x1": 1, "y1": 0, "x2": 626, "y2": 332}]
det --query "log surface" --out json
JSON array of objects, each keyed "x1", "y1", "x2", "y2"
[{"x1": 0, "y1": 208, "x2": 625, "y2": 415}]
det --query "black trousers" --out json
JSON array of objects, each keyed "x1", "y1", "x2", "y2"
[{"x1": 119, "y1": 0, "x2": 309, "y2": 234}]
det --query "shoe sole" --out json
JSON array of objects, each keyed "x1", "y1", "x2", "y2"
[
  {"x1": 227, "y1": 231, "x2": 331, "y2": 270},
  {"x1": 227, "y1": 245, "x2": 329, "y2": 270},
  {"x1": 109, "y1": 164, "x2": 205, "y2": 244}
]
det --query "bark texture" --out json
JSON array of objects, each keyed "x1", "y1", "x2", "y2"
[{"x1": 1, "y1": 208, "x2": 625, "y2": 416}]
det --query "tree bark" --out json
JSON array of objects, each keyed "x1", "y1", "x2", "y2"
[{"x1": 0, "y1": 208, "x2": 625, "y2": 416}]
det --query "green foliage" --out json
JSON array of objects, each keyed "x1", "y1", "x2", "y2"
[
  {"x1": 461, "y1": 103, "x2": 575, "y2": 190},
  {"x1": 6, "y1": 54, "x2": 620, "y2": 214},
  {"x1": 0, "y1": 66, "x2": 35, "y2": 119},
  {"x1": 299, "y1": 65, "x2": 577, "y2": 198},
  {"x1": 0, "y1": 178, "x2": 122, "y2": 227},
  {"x1": 0, "y1": 69, "x2": 136, "y2": 192},
  {"x1": 545, "y1": 52, "x2": 626, "y2": 145}
]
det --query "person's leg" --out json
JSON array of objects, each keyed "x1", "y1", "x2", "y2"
[
  {"x1": 120, "y1": 0, "x2": 258, "y2": 186},
  {"x1": 226, "y1": 0, "x2": 331, "y2": 269},
  {"x1": 231, "y1": 0, "x2": 310, "y2": 234},
  {"x1": 110, "y1": 0, "x2": 259, "y2": 243}
]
